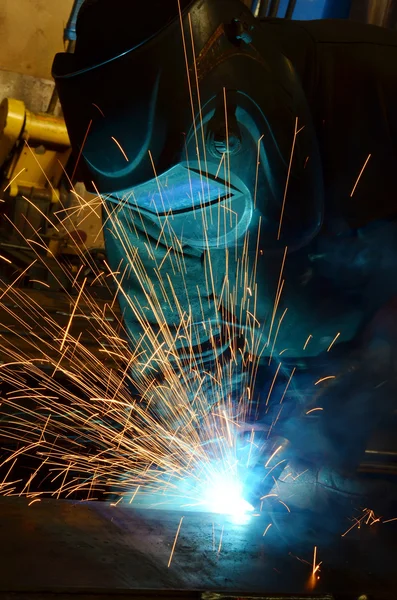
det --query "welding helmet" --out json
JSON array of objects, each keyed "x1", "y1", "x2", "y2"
[{"x1": 52, "y1": 0, "x2": 323, "y2": 251}]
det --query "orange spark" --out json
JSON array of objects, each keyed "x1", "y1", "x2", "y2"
[
  {"x1": 314, "y1": 376, "x2": 336, "y2": 386},
  {"x1": 327, "y1": 332, "x2": 340, "y2": 352},
  {"x1": 168, "y1": 516, "x2": 184, "y2": 568},
  {"x1": 278, "y1": 500, "x2": 291, "y2": 513},
  {"x1": 217, "y1": 524, "x2": 224, "y2": 556},
  {"x1": 277, "y1": 119, "x2": 299, "y2": 240},
  {"x1": 111, "y1": 137, "x2": 129, "y2": 162},
  {"x1": 311, "y1": 546, "x2": 322, "y2": 579},
  {"x1": 3, "y1": 167, "x2": 27, "y2": 192},
  {"x1": 265, "y1": 444, "x2": 283, "y2": 468},
  {"x1": 384, "y1": 517, "x2": 397, "y2": 524},
  {"x1": 60, "y1": 277, "x2": 87, "y2": 351},
  {"x1": 350, "y1": 154, "x2": 371, "y2": 197},
  {"x1": 28, "y1": 499, "x2": 41, "y2": 506}
]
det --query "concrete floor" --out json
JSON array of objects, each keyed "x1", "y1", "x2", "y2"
[{"x1": 0, "y1": 498, "x2": 396, "y2": 598}]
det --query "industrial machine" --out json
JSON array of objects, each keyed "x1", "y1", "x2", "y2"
[
  {"x1": 0, "y1": 0, "x2": 105, "y2": 293},
  {"x1": 0, "y1": 97, "x2": 74, "y2": 282},
  {"x1": 0, "y1": 97, "x2": 70, "y2": 202},
  {"x1": 0, "y1": 106, "x2": 106, "y2": 293}
]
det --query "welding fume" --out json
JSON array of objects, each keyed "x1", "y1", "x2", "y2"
[{"x1": 52, "y1": 0, "x2": 397, "y2": 520}]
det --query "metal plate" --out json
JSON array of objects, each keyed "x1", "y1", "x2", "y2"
[{"x1": 0, "y1": 499, "x2": 395, "y2": 598}]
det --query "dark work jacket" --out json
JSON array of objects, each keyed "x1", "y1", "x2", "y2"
[{"x1": 262, "y1": 18, "x2": 397, "y2": 228}]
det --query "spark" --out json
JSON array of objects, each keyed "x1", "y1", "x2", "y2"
[
  {"x1": 267, "y1": 246, "x2": 288, "y2": 344},
  {"x1": 303, "y1": 334, "x2": 312, "y2": 350},
  {"x1": 0, "y1": 259, "x2": 37, "y2": 300},
  {"x1": 342, "y1": 508, "x2": 381, "y2": 537},
  {"x1": 265, "y1": 445, "x2": 283, "y2": 468},
  {"x1": 29, "y1": 280, "x2": 50, "y2": 288},
  {"x1": 60, "y1": 278, "x2": 87, "y2": 351},
  {"x1": 0, "y1": 254, "x2": 12, "y2": 264},
  {"x1": 277, "y1": 118, "x2": 299, "y2": 240},
  {"x1": 254, "y1": 135, "x2": 265, "y2": 208},
  {"x1": 214, "y1": 152, "x2": 225, "y2": 179},
  {"x1": 110, "y1": 496, "x2": 123, "y2": 507},
  {"x1": 350, "y1": 154, "x2": 371, "y2": 197},
  {"x1": 278, "y1": 500, "x2": 291, "y2": 513},
  {"x1": 312, "y1": 546, "x2": 321, "y2": 575},
  {"x1": 246, "y1": 428, "x2": 255, "y2": 466},
  {"x1": 129, "y1": 485, "x2": 141, "y2": 504},
  {"x1": 314, "y1": 375, "x2": 336, "y2": 386},
  {"x1": 268, "y1": 307, "x2": 288, "y2": 365},
  {"x1": 306, "y1": 408, "x2": 323, "y2": 414},
  {"x1": 265, "y1": 362, "x2": 282, "y2": 406},
  {"x1": 263, "y1": 459, "x2": 287, "y2": 480},
  {"x1": 28, "y1": 498, "x2": 41, "y2": 506},
  {"x1": 292, "y1": 469, "x2": 308, "y2": 481},
  {"x1": 92, "y1": 103, "x2": 105, "y2": 117},
  {"x1": 327, "y1": 332, "x2": 340, "y2": 352},
  {"x1": 217, "y1": 524, "x2": 224, "y2": 556},
  {"x1": 279, "y1": 367, "x2": 296, "y2": 405},
  {"x1": 111, "y1": 137, "x2": 129, "y2": 162},
  {"x1": 3, "y1": 167, "x2": 27, "y2": 192},
  {"x1": 263, "y1": 523, "x2": 272, "y2": 537},
  {"x1": 72, "y1": 120, "x2": 92, "y2": 181},
  {"x1": 168, "y1": 516, "x2": 184, "y2": 568}
]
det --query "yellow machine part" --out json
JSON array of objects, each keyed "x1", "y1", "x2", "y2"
[
  {"x1": 0, "y1": 97, "x2": 71, "y2": 202},
  {"x1": 5, "y1": 145, "x2": 72, "y2": 202},
  {"x1": 24, "y1": 108, "x2": 71, "y2": 147},
  {"x1": 0, "y1": 98, "x2": 25, "y2": 167}
]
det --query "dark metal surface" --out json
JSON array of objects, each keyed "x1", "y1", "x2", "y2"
[
  {"x1": 0, "y1": 499, "x2": 396, "y2": 598},
  {"x1": 350, "y1": 0, "x2": 397, "y2": 29},
  {"x1": 285, "y1": 0, "x2": 298, "y2": 19},
  {"x1": 258, "y1": 0, "x2": 270, "y2": 17},
  {"x1": 268, "y1": 0, "x2": 281, "y2": 17}
]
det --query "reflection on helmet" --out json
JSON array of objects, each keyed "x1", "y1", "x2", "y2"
[{"x1": 109, "y1": 163, "x2": 253, "y2": 249}]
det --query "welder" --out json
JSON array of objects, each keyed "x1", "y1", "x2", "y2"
[{"x1": 52, "y1": 0, "x2": 397, "y2": 511}]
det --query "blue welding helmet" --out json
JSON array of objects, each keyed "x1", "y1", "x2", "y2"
[{"x1": 52, "y1": 0, "x2": 323, "y2": 251}]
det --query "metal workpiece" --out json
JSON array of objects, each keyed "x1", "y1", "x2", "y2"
[
  {"x1": 0, "y1": 498, "x2": 395, "y2": 599},
  {"x1": 0, "y1": 593, "x2": 333, "y2": 600}
]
